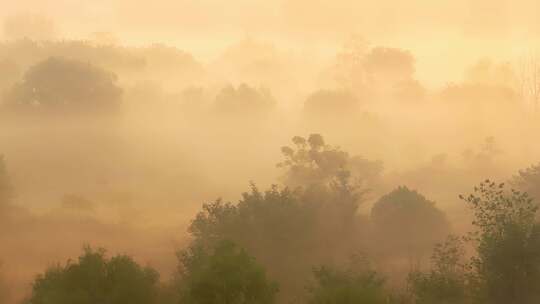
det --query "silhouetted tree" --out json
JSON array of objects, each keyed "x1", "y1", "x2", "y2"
[
  {"x1": 307, "y1": 263, "x2": 387, "y2": 304},
  {"x1": 330, "y1": 40, "x2": 419, "y2": 101},
  {"x1": 408, "y1": 236, "x2": 470, "y2": 304},
  {"x1": 371, "y1": 187, "x2": 450, "y2": 260},
  {"x1": 512, "y1": 163, "x2": 540, "y2": 201},
  {"x1": 188, "y1": 181, "x2": 367, "y2": 301},
  {"x1": 460, "y1": 180, "x2": 540, "y2": 304},
  {"x1": 4, "y1": 57, "x2": 122, "y2": 114},
  {"x1": 28, "y1": 247, "x2": 159, "y2": 304},
  {"x1": 213, "y1": 84, "x2": 274, "y2": 116},
  {"x1": 177, "y1": 240, "x2": 278, "y2": 304},
  {"x1": 277, "y1": 134, "x2": 382, "y2": 189}
]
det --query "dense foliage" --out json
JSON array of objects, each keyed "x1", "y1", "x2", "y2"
[
  {"x1": 177, "y1": 240, "x2": 278, "y2": 304},
  {"x1": 15, "y1": 138, "x2": 540, "y2": 304},
  {"x1": 408, "y1": 236, "x2": 469, "y2": 304},
  {"x1": 461, "y1": 180, "x2": 540, "y2": 304},
  {"x1": 3, "y1": 57, "x2": 122, "y2": 114},
  {"x1": 28, "y1": 247, "x2": 159, "y2": 304},
  {"x1": 371, "y1": 186, "x2": 450, "y2": 260},
  {"x1": 307, "y1": 261, "x2": 387, "y2": 304},
  {"x1": 188, "y1": 181, "x2": 366, "y2": 301},
  {"x1": 277, "y1": 134, "x2": 382, "y2": 189}
]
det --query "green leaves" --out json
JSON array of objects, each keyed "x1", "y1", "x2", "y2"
[
  {"x1": 29, "y1": 247, "x2": 159, "y2": 304},
  {"x1": 408, "y1": 236, "x2": 469, "y2": 304},
  {"x1": 177, "y1": 240, "x2": 278, "y2": 304},
  {"x1": 458, "y1": 181, "x2": 540, "y2": 304},
  {"x1": 307, "y1": 264, "x2": 386, "y2": 304}
]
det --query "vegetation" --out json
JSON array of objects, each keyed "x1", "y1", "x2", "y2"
[
  {"x1": 28, "y1": 247, "x2": 159, "y2": 304},
  {"x1": 2, "y1": 17, "x2": 540, "y2": 304},
  {"x1": 12, "y1": 131, "x2": 540, "y2": 304},
  {"x1": 307, "y1": 265, "x2": 387, "y2": 304},
  {"x1": 213, "y1": 84, "x2": 274, "y2": 116},
  {"x1": 461, "y1": 180, "x2": 540, "y2": 304},
  {"x1": 407, "y1": 236, "x2": 469, "y2": 304},
  {"x1": 177, "y1": 240, "x2": 278, "y2": 304},
  {"x1": 512, "y1": 163, "x2": 540, "y2": 201},
  {"x1": 277, "y1": 134, "x2": 382, "y2": 189},
  {"x1": 371, "y1": 186, "x2": 450, "y2": 260},
  {"x1": 3, "y1": 57, "x2": 122, "y2": 114},
  {"x1": 187, "y1": 181, "x2": 365, "y2": 301}
]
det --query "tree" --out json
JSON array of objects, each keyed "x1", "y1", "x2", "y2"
[
  {"x1": 408, "y1": 236, "x2": 470, "y2": 304},
  {"x1": 277, "y1": 134, "x2": 382, "y2": 189},
  {"x1": 330, "y1": 40, "x2": 419, "y2": 102},
  {"x1": 307, "y1": 263, "x2": 387, "y2": 304},
  {"x1": 511, "y1": 163, "x2": 540, "y2": 201},
  {"x1": 0, "y1": 155, "x2": 13, "y2": 207},
  {"x1": 188, "y1": 182, "x2": 367, "y2": 301},
  {"x1": 177, "y1": 240, "x2": 278, "y2": 304},
  {"x1": 331, "y1": 35, "x2": 369, "y2": 92},
  {"x1": 213, "y1": 84, "x2": 274, "y2": 116},
  {"x1": 371, "y1": 187, "x2": 450, "y2": 260},
  {"x1": 28, "y1": 247, "x2": 159, "y2": 304},
  {"x1": 4, "y1": 57, "x2": 122, "y2": 114},
  {"x1": 185, "y1": 136, "x2": 378, "y2": 301},
  {"x1": 459, "y1": 180, "x2": 540, "y2": 304}
]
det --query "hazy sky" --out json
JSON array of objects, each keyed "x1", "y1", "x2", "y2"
[{"x1": 3, "y1": 0, "x2": 540, "y2": 86}]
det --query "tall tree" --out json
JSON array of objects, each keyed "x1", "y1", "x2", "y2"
[
  {"x1": 177, "y1": 240, "x2": 278, "y2": 304},
  {"x1": 307, "y1": 262, "x2": 387, "y2": 304},
  {"x1": 512, "y1": 163, "x2": 540, "y2": 202},
  {"x1": 188, "y1": 182, "x2": 366, "y2": 301},
  {"x1": 4, "y1": 57, "x2": 122, "y2": 114},
  {"x1": 460, "y1": 180, "x2": 540, "y2": 304},
  {"x1": 408, "y1": 236, "x2": 470, "y2": 304},
  {"x1": 371, "y1": 186, "x2": 450, "y2": 261},
  {"x1": 277, "y1": 134, "x2": 382, "y2": 189}
]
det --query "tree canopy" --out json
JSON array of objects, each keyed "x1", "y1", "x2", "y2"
[
  {"x1": 460, "y1": 180, "x2": 540, "y2": 304},
  {"x1": 307, "y1": 264, "x2": 387, "y2": 304},
  {"x1": 408, "y1": 236, "x2": 469, "y2": 304},
  {"x1": 371, "y1": 186, "x2": 450, "y2": 259},
  {"x1": 512, "y1": 163, "x2": 540, "y2": 202},
  {"x1": 28, "y1": 247, "x2": 159, "y2": 304},
  {"x1": 213, "y1": 84, "x2": 274, "y2": 116},
  {"x1": 4, "y1": 57, "x2": 122, "y2": 114},
  {"x1": 177, "y1": 240, "x2": 278, "y2": 304},
  {"x1": 277, "y1": 134, "x2": 382, "y2": 189}
]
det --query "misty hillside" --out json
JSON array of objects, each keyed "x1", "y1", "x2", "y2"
[{"x1": 2, "y1": 3, "x2": 540, "y2": 304}]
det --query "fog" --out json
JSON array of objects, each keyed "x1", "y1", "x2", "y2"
[{"x1": 1, "y1": 1, "x2": 540, "y2": 303}]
